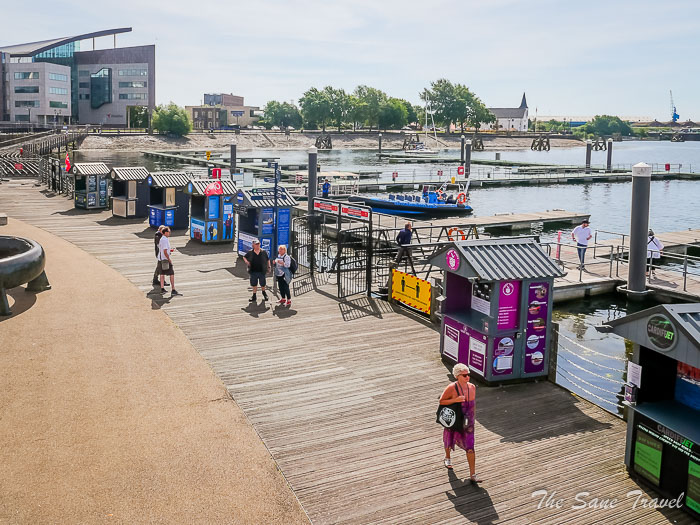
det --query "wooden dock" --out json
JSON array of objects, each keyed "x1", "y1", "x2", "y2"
[{"x1": 0, "y1": 180, "x2": 694, "y2": 524}]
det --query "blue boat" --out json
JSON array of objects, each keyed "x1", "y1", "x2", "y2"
[{"x1": 349, "y1": 182, "x2": 472, "y2": 217}]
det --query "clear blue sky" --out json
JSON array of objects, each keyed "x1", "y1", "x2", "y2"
[{"x1": 3, "y1": 0, "x2": 698, "y2": 119}]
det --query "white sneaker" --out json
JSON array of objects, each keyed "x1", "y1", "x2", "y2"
[{"x1": 444, "y1": 458, "x2": 453, "y2": 469}]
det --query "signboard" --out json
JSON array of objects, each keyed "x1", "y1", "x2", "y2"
[
  {"x1": 676, "y1": 362, "x2": 700, "y2": 411},
  {"x1": 340, "y1": 204, "x2": 370, "y2": 221},
  {"x1": 261, "y1": 237, "x2": 272, "y2": 256},
  {"x1": 191, "y1": 218, "x2": 205, "y2": 240},
  {"x1": 14, "y1": 163, "x2": 23, "y2": 170},
  {"x1": 87, "y1": 175, "x2": 97, "y2": 192},
  {"x1": 688, "y1": 461, "x2": 700, "y2": 514},
  {"x1": 238, "y1": 231, "x2": 257, "y2": 256},
  {"x1": 87, "y1": 193, "x2": 96, "y2": 207},
  {"x1": 471, "y1": 283, "x2": 491, "y2": 316},
  {"x1": 391, "y1": 269, "x2": 431, "y2": 314},
  {"x1": 524, "y1": 282, "x2": 549, "y2": 374},
  {"x1": 646, "y1": 314, "x2": 677, "y2": 351},
  {"x1": 497, "y1": 280, "x2": 520, "y2": 330},
  {"x1": 468, "y1": 336, "x2": 486, "y2": 374},
  {"x1": 231, "y1": 110, "x2": 244, "y2": 117},
  {"x1": 206, "y1": 221, "x2": 218, "y2": 241},
  {"x1": 277, "y1": 208, "x2": 290, "y2": 247},
  {"x1": 206, "y1": 150, "x2": 211, "y2": 160},
  {"x1": 208, "y1": 195, "x2": 220, "y2": 219},
  {"x1": 222, "y1": 199, "x2": 235, "y2": 241},
  {"x1": 634, "y1": 425, "x2": 663, "y2": 486},
  {"x1": 457, "y1": 166, "x2": 465, "y2": 176},
  {"x1": 261, "y1": 208, "x2": 274, "y2": 234},
  {"x1": 443, "y1": 323, "x2": 460, "y2": 361},
  {"x1": 211, "y1": 168, "x2": 222, "y2": 179},
  {"x1": 492, "y1": 336, "x2": 515, "y2": 375},
  {"x1": 445, "y1": 248, "x2": 460, "y2": 271},
  {"x1": 628, "y1": 361, "x2": 642, "y2": 388},
  {"x1": 313, "y1": 200, "x2": 339, "y2": 214}
]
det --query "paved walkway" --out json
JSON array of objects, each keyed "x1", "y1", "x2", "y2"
[
  {"x1": 0, "y1": 180, "x2": 695, "y2": 524},
  {"x1": 0, "y1": 217, "x2": 308, "y2": 525}
]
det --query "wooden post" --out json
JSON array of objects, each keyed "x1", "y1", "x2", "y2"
[
  {"x1": 548, "y1": 321, "x2": 559, "y2": 383},
  {"x1": 585, "y1": 140, "x2": 592, "y2": 174},
  {"x1": 606, "y1": 138, "x2": 613, "y2": 172}
]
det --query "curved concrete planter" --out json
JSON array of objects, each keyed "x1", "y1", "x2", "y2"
[{"x1": 0, "y1": 236, "x2": 51, "y2": 316}]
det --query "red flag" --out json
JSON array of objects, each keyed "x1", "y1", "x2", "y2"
[
  {"x1": 65, "y1": 153, "x2": 71, "y2": 172},
  {"x1": 204, "y1": 181, "x2": 223, "y2": 196}
]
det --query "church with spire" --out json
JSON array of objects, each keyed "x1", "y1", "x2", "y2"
[{"x1": 482, "y1": 93, "x2": 529, "y2": 132}]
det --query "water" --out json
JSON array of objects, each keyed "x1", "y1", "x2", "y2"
[{"x1": 552, "y1": 294, "x2": 660, "y2": 417}]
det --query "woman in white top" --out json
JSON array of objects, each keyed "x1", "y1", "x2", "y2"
[{"x1": 647, "y1": 229, "x2": 664, "y2": 278}]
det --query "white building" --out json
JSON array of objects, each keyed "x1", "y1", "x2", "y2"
[
  {"x1": 483, "y1": 93, "x2": 529, "y2": 132},
  {"x1": 6, "y1": 62, "x2": 72, "y2": 125}
]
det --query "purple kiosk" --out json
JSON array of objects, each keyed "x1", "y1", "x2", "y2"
[{"x1": 429, "y1": 238, "x2": 565, "y2": 384}]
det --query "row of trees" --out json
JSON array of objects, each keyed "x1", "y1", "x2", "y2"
[
  {"x1": 528, "y1": 115, "x2": 634, "y2": 138},
  {"x1": 262, "y1": 80, "x2": 495, "y2": 132}
]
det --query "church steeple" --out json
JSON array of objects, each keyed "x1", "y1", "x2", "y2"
[{"x1": 519, "y1": 93, "x2": 527, "y2": 109}]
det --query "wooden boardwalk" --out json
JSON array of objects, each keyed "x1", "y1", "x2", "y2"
[{"x1": 0, "y1": 180, "x2": 694, "y2": 524}]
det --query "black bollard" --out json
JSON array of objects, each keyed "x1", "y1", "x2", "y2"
[
  {"x1": 626, "y1": 163, "x2": 652, "y2": 297},
  {"x1": 230, "y1": 142, "x2": 236, "y2": 174},
  {"x1": 606, "y1": 138, "x2": 613, "y2": 172},
  {"x1": 464, "y1": 139, "x2": 472, "y2": 178},
  {"x1": 378, "y1": 133, "x2": 382, "y2": 154},
  {"x1": 460, "y1": 135, "x2": 465, "y2": 164},
  {"x1": 307, "y1": 147, "x2": 318, "y2": 214},
  {"x1": 585, "y1": 140, "x2": 592, "y2": 174}
]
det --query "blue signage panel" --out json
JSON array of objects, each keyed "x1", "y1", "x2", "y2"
[
  {"x1": 261, "y1": 208, "x2": 274, "y2": 234},
  {"x1": 222, "y1": 203, "x2": 234, "y2": 240},
  {"x1": 277, "y1": 208, "x2": 290, "y2": 247},
  {"x1": 208, "y1": 195, "x2": 220, "y2": 219},
  {"x1": 191, "y1": 218, "x2": 205, "y2": 240},
  {"x1": 206, "y1": 221, "x2": 219, "y2": 241},
  {"x1": 261, "y1": 237, "x2": 272, "y2": 257},
  {"x1": 164, "y1": 209, "x2": 175, "y2": 226}
]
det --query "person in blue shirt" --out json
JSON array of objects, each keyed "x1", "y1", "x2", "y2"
[
  {"x1": 322, "y1": 179, "x2": 331, "y2": 198},
  {"x1": 396, "y1": 222, "x2": 416, "y2": 274}
]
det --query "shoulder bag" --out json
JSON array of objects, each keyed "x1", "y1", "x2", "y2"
[{"x1": 436, "y1": 382, "x2": 465, "y2": 430}]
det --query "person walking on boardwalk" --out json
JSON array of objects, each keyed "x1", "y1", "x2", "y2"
[
  {"x1": 322, "y1": 179, "x2": 331, "y2": 199},
  {"x1": 152, "y1": 225, "x2": 168, "y2": 287},
  {"x1": 244, "y1": 239, "x2": 270, "y2": 302},
  {"x1": 647, "y1": 229, "x2": 664, "y2": 279},
  {"x1": 274, "y1": 244, "x2": 293, "y2": 306},
  {"x1": 158, "y1": 227, "x2": 179, "y2": 296},
  {"x1": 439, "y1": 363, "x2": 481, "y2": 482},
  {"x1": 396, "y1": 222, "x2": 416, "y2": 275},
  {"x1": 571, "y1": 219, "x2": 592, "y2": 271}
]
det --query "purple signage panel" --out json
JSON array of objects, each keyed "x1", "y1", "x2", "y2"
[
  {"x1": 467, "y1": 327, "x2": 487, "y2": 376},
  {"x1": 524, "y1": 282, "x2": 549, "y2": 374},
  {"x1": 492, "y1": 335, "x2": 515, "y2": 375},
  {"x1": 497, "y1": 280, "x2": 521, "y2": 330},
  {"x1": 442, "y1": 316, "x2": 488, "y2": 376}
]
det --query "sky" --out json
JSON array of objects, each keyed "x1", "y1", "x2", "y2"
[{"x1": 2, "y1": 0, "x2": 698, "y2": 120}]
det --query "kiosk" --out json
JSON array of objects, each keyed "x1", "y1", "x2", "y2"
[
  {"x1": 428, "y1": 238, "x2": 564, "y2": 384},
  {"x1": 110, "y1": 166, "x2": 150, "y2": 218},
  {"x1": 233, "y1": 187, "x2": 297, "y2": 256},
  {"x1": 601, "y1": 304, "x2": 700, "y2": 519},
  {"x1": 146, "y1": 172, "x2": 192, "y2": 229},
  {"x1": 71, "y1": 162, "x2": 111, "y2": 210},
  {"x1": 184, "y1": 178, "x2": 237, "y2": 243}
]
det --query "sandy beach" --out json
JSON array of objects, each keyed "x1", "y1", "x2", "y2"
[{"x1": 79, "y1": 132, "x2": 583, "y2": 152}]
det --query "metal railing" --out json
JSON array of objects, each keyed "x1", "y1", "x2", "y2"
[{"x1": 540, "y1": 241, "x2": 618, "y2": 281}]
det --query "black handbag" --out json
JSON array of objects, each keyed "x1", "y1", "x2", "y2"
[{"x1": 436, "y1": 382, "x2": 465, "y2": 430}]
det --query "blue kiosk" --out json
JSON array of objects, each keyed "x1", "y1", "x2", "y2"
[
  {"x1": 110, "y1": 166, "x2": 150, "y2": 218},
  {"x1": 146, "y1": 172, "x2": 193, "y2": 229},
  {"x1": 71, "y1": 162, "x2": 111, "y2": 210},
  {"x1": 184, "y1": 178, "x2": 238, "y2": 243},
  {"x1": 233, "y1": 187, "x2": 297, "y2": 256}
]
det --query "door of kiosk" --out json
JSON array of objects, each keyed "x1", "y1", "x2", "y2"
[
  {"x1": 428, "y1": 238, "x2": 564, "y2": 384},
  {"x1": 184, "y1": 178, "x2": 238, "y2": 243},
  {"x1": 110, "y1": 167, "x2": 150, "y2": 218},
  {"x1": 146, "y1": 172, "x2": 193, "y2": 229},
  {"x1": 71, "y1": 162, "x2": 111, "y2": 210}
]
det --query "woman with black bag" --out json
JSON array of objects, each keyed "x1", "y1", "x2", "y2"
[{"x1": 439, "y1": 363, "x2": 482, "y2": 482}]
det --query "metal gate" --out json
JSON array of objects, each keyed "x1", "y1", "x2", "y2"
[{"x1": 336, "y1": 225, "x2": 371, "y2": 298}]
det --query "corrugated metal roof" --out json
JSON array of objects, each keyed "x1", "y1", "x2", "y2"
[
  {"x1": 72, "y1": 162, "x2": 111, "y2": 175},
  {"x1": 148, "y1": 171, "x2": 194, "y2": 188},
  {"x1": 111, "y1": 166, "x2": 150, "y2": 181},
  {"x1": 238, "y1": 187, "x2": 297, "y2": 208},
  {"x1": 605, "y1": 303, "x2": 700, "y2": 349},
  {"x1": 443, "y1": 238, "x2": 564, "y2": 280},
  {"x1": 188, "y1": 178, "x2": 237, "y2": 195}
]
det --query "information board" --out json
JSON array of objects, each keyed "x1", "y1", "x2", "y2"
[
  {"x1": 524, "y1": 281, "x2": 549, "y2": 374},
  {"x1": 688, "y1": 460, "x2": 700, "y2": 514},
  {"x1": 634, "y1": 425, "x2": 663, "y2": 486},
  {"x1": 278, "y1": 208, "x2": 290, "y2": 247},
  {"x1": 497, "y1": 280, "x2": 520, "y2": 330},
  {"x1": 391, "y1": 269, "x2": 431, "y2": 314}
]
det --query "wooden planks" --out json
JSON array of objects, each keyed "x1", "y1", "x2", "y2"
[{"x1": 0, "y1": 180, "x2": 694, "y2": 524}]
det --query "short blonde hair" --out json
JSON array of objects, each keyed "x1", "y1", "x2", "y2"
[{"x1": 452, "y1": 363, "x2": 469, "y2": 377}]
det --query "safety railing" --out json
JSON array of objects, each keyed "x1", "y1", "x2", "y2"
[
  {"x1": 642, "y1": 248, "x2": 700, "y2": 293},
  {"x1": 540, "y1": 241, "x2": 618, "y2": 282}
]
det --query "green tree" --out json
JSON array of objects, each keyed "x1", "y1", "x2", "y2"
[
  {"x1": 128, "y1": 106, "x2": 149, "y2": 128},
  {"x1": 378, "y1": 98, "x2": 408, "y2": 130},
  {"x1": 151, "y1": 102, "x2": 191, "y2": 136},
  {"x1": 299, "y1": 87, "x2": 331, "y2": 131},
  {"x1": 467, "y1": 96, "x2": 495, "y2": 131},
  {"x1": 421, "y1": 79, "x2": 494, "y2": 132},
  {"x1": 354, "y1": 85, "x2": 387, "y2": 130},
  {"x1": 323, "y1": 86, "x2": 350, "y2": 131},
  {"x1": 583, "y1": 115, "x2": 633, "y2": 137},
  {"x1": 348, "y1": 94, "x2": 368, "y2": 131},
  {"x1": 394, "y1": 99, "x2": 418, "y2": 127},
  {"x1": 262, "y1": 100, "x2": 302, "y2": 129}
]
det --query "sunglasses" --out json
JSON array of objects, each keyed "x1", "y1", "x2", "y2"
[{"x1": 459, "y1": 373, "x2": 470, "y2": 378}]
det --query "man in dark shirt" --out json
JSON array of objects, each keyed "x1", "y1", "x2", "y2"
[
  {"x1": 244, "y1": 239, "x2": 271, "y2": 302},
  {"x1": 322, "y1": 179, "x2": 331, "y2": 198},
  {"x1": 396, "y1": 222, "x2": 416, "y2": 275}
]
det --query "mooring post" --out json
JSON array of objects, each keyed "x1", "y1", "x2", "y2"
[
  {"x1": 606, "y1": 138, "x2": 613, "y2": 172},
  {"x1": 626, "y1": 163, "x2": 652, "y2": 297},
  {"x1": 307, "y1": 146, "x2": 318, "y2": 214},
  {"x1": 378, "y1": 133, "x2": 382, "y2": 154},
  {"x1": 464, "y1": 139, "x2": 472, "y2": 178},
  {"x1": 585, "y1": 140, "x2": 592, "y2": 174},
  {"x1": 230, "y1": 142, "x2": 237, "y2": 174},
  {"x1": 460, "y1": 135, "x2": 465, "y2": 164}
]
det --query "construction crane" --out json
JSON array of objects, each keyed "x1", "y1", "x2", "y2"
[{"x1": 670, "y1": 90, "x2": 680, "y2": 123}]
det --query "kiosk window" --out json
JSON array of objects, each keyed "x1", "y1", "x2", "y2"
[
  {"x1": 75, "y1": 176, "x2": 86, "y2": 192},
  {"x1": 634, "y1": 426, "x2": 663, "y2": 486},
  {"x1": 165, "y1": 188, "x2": 176, "y2": 207},
  {"x1": 688, "y1": 460, "x2": 700, "y2": 514},
  {"x1": 675, "y1": 362, "x2": 700, "y2": 412}
]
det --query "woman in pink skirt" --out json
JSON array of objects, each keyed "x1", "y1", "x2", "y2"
[{"x1": 439, "y1": 362, "x2": 482, "y2": 482}]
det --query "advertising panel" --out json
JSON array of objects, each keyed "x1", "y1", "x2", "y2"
[
  {"x1": 191, "y1": 218, "x2": 205, "y2": 240},
  {"x1": 208, "y1": 195, "x2": 220, "y2": 219},
  {"x1": 634, "y1": 424, "x2": 663, "y2": 486},
  {"x1": 492, "y1": 336, "x2": 515, "y2": 375},
  {"x1": 278, "y1": 208, "x2": 290, "y2": 247},
  {"x1": 261, "y1": 208, "x2": 274, "y2": 234},
  {"x1": 497, "y1": 280, "x2": 520, "y2": 330},
  {"x1": 391, "y1": 269, "x2": 431, "y2": 314},
  {"x1": 238, "y1": 231, "x2": 257, "y2": 256},
  {"x1": 206, "y1": 221, "x2": 218, "y2": 241},
  {"x1": 524, "y1": 281, "x2": 549, "y2": 374}
]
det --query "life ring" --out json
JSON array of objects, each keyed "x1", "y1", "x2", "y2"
[
  {"x1": 447, "y1": 227, "x2": 466, "y2": 241},
  {"x1": 456, "y1": 192, "x2": 467, "y2": 204}
]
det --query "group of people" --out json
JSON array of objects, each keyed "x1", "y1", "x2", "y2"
[{"x1": 572, "y1": 219, "x2": 664, "y2": 276}]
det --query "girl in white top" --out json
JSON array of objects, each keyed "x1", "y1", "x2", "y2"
[{"x1": 647, "y1": 229, "x2": 664, "y2": 278}]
